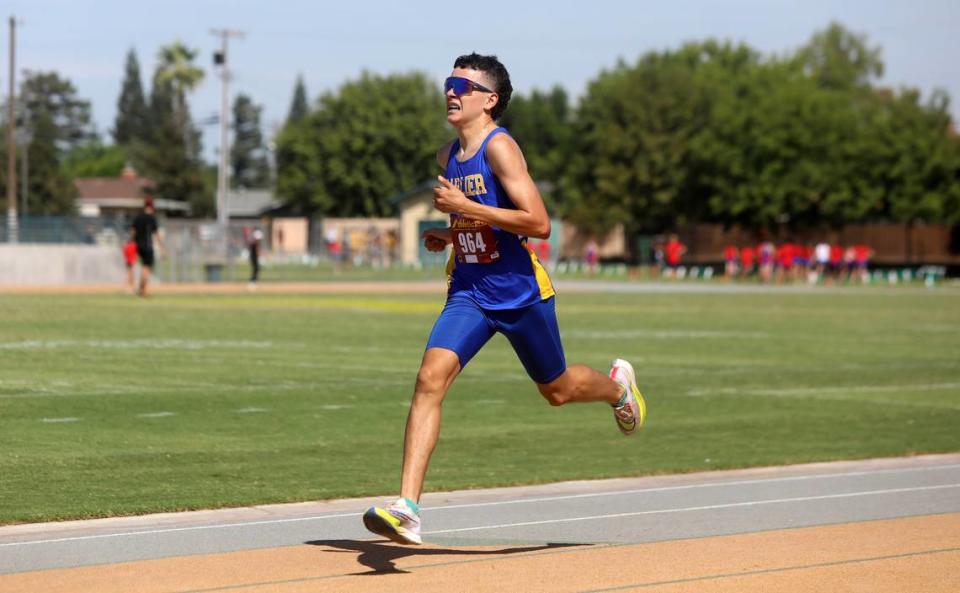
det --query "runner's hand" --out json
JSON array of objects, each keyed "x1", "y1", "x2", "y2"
[
  {"x1": 433, "y1": 176, "x2": 468, "y2": 214},
  {"x1": 421, "y1": 228, "x2": 450, "y2": 252}
]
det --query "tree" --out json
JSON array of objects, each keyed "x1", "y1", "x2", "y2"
[
  {"x1": 133, "y1": 73, "x2": 209, "y2": 216},
  {"x1": 796, "y1": 22, "x2": 884, "y2": 90},
  {"x1": 113, "y1": 48, "x2": 149, "y2": 146},
  {"x1": 561, "y1": 42, "x2": 742, "y2": 248},
  {"x1": 286, "y1": 74, "x2": 309, "y2": 126},
  {"x1": 154, "y1": 41, "x2": 205, "y2": 137},
  {"x1": 275, "y1": 71, "x2": 447, "y2": 216},
  {"x1": 62, "y1": 139, "x2": 127, "y2": 178},
  {"x1": 20, "y1": 71, "x2": 93, "y2": 155},
  {"x1": 862, "y1": 88, "x2": 960, "y2": 224},
  {"x1": 14, "y1": 71, "x2": 95, "y2": 214},
  {"x1": 685, "y1": 53, "x2": 879, "y2": 231},
  {"x1": 499, "y1": 85, "x2": 573, "y2": 209},
  {"x1": 230, "y1": 93, "x2": 271, "y2": 188}
]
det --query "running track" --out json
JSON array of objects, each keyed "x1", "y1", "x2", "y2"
[{"x1": 2, "y1": 454, "x2": 958, "y2": 592}]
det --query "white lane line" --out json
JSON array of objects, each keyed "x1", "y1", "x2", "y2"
[
  {"x1": 40, "y1": 417, "x2": 79, "y2": 423},
  {"x1": 424, "y1": 483, "x2": 960, "y2": 535},
  {"x1": 2, "y1": 464, "x2": 958, "y2": 548},
  {"x1": 136, "y1": 412, "x2": 176, "y2": 418},
  {"x1": 0, "y1": 512, "x2": 361, "y2": 548},
  {"x1": 427, "y1": 462, "x2": 960, "y2": 512}
]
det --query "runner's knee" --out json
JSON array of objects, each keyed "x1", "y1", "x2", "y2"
[
  {"x1": 537, "y1": 382, "x2": 569, "y2": 406},
  {"x1": 414, "y1": 366, "x2": 448, "y2": 401}
]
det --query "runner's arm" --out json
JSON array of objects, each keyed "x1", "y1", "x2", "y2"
[{"x1": 433, "y1": 134, "x2": 550, "y2": 239}]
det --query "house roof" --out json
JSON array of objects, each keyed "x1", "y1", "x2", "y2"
[
  {"x1": 74, "y1": 173, "x2": 191, "y2": 213},
  {"x1": 74, "y1": 176, "x2": 153, "y2": 201},
  {"x1": 226, "y1": 189, "x2": 282, "y2": 218}
]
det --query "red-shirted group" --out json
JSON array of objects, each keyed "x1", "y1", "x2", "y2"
[{"x1": 722, "y1": 240, "x2": 875, "y2": 284}]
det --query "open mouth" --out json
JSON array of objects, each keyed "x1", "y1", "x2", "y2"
[{"x1": 447, "y1": 101, "x2": 461, "y2": 114}]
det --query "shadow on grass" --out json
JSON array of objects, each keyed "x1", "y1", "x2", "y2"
[{"x1": 305, "y1": 539, "x2": 586, "y2": 575}]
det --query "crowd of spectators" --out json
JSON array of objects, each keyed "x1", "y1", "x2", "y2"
[{"x1": 721, "y1": 240, "x2": 874, "y2": 284}]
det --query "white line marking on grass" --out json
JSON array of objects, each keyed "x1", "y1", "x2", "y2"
[
  {"x1": 0, "y1": 339, "x2": 274, "y2": 351},
  {"x1": 424, "y1": 483, "x2": 960, "y2": 535},
  {"x1": 40, "y1": 417, "x2": 79, "y2": 423},
  {"x1": 3, "y1": 464, "x2": 958, "y2": 548},
  {"x1": 565, "y1": 329, "x2": 770, "y2": 340},
  {"x1": 136, "y1": 412, "x2": 176, "y2": 418},
  {"x1": 319, "y1": 405, "x2": 353, "y2": 410},
  {"x1": 686, "y1": 382, "x2": 960, "y2": 398},
  {"x1": 235, "y1": 407, "x2": 269, "y2": 414}
]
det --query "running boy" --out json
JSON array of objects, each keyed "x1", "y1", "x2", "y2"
[{"x1": 362, "y1": 53, "x2": 647, "y2": 545}]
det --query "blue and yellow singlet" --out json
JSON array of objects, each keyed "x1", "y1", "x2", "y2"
[{"x1": 444, "y1": 127, "x2": 554, "y2": 309}]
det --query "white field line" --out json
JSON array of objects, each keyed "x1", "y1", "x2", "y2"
[
  {"x1": 234, "y1": 407, "x2": 270, "y2": 414},
  {"x1": 2, "y1": 464, "x2": 958, "y2": 548},
  {"x1": 424, "y1": 483, "x2": 960, "y2": 535},
  {"x1": 687, "y1": 382, "x2": 960, "y2": 397},
  {"x1": 0, "y1": 339, "x2": 274, "y2": 350},
  {"x1": 39, "y1": 417, "x2": 79, "y2": 423},
  {"x1": 135, "y1": 412, "x2": 176, "y2": 418},
  {"x1": 564, "y1": 330, "x2": 770, "y2": 340}
]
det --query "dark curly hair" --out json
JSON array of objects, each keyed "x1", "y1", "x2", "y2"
[{"x1": 453, "y1": 53, "x2": 512, "y2": 121}]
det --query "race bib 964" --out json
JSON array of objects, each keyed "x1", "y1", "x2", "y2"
[{"x1": 451, "y1": 219, "x2": 499, "y2": 264}]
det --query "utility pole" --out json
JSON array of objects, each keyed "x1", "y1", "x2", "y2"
[
  {"x1": 6, "y1": 16, "x2": 17, "y2": 243},
  {"x1": 210, "y1": 28, "x2": 244, "y2": 234}
]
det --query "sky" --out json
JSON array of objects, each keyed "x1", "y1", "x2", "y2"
[{"x1": 5, "y1": 0, "x2": 959, "y2": 161}]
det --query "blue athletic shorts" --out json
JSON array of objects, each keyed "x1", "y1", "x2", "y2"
[{"x1": 426, "y1": 294, "x2": 567, "y2": 384}]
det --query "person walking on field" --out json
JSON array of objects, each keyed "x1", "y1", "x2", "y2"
[
  {"x1": 130, "y1": 197, "x2": 164, "y2": 297},
  {"x1": 247, "y1": 229, "x2": 263, "y2": 287},
  {"x1": 361, "y1": 53, "x2": 647, "y2": 546}
]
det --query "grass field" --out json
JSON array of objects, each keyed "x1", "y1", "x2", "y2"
[{"x1": 1, "y1": 285, "x2": 959, "y2": 525}]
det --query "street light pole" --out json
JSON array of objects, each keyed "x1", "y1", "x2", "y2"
[
  {"x1": 6, "y1": 16, "x2": 17, "y2": 243},
  {"x1": 210, "y1": 28, "x2": 244, "y2": 234}
]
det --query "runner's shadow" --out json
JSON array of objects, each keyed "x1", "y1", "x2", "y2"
[{"x1": 305, "y1": 539, "x2": 585, "y2": 575}]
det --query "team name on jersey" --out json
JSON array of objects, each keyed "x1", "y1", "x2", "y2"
[
  {"x1": 450, "y1": 216, "x2": 488, "y2": 230},
  {"x1": 452, "y1": 173, "x2": 487, "y2": 197}
]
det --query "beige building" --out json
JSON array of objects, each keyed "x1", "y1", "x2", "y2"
[{"x1": 393, "y1": 181, "x2": 450, "y2": 266}]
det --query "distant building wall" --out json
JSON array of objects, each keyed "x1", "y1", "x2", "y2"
[
  {"x1": 0, "y1": 245, "x2": 125, "y2": 286},
  {"x1": 674, "y1": 222, "x2": 960, "y2": 265},
  {"x1": 270, "y1": 218, "x2": 309, "y2": 255}
]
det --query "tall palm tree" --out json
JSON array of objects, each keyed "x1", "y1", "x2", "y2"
[{"x1": 154, "y1": 41, "x2": 205, "y2": 135}]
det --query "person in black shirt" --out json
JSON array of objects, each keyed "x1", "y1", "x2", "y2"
[
  {"x1": 248, "y1": 229, "x2": 263, "y2": 286},
  {"x1": 130, "y1": 198, "x2": 164, "y2": 297}
]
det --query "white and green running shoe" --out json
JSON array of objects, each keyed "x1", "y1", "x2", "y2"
[
  {"x1": 362, "y1": 497, "x2": 422, "y2": 545},
  {"x1": 610, "y1": 358, "x2": 647, "y2": 435}
]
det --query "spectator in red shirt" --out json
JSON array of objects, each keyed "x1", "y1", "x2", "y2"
[
  {"x1": 776, "y1": 242, "x2": 795, "y2": 284},
  {"x1": 740, "y1": 245, "x2": 756, "y2": 279},
  {"x1": 664, "y1": 235, "x2": 687, "y2": 279},
  {"x1": 829, "y1": 244, "x2": 845, "y2": 284},
  {"x1": 723, "y1": 245, "x2": 739, "y2": 281},
  {"x1": 852, "y1": 244, "x2": 873, "y2": 284}
]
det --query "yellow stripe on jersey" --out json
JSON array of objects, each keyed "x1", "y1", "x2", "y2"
[
  {"x1": 527, "y1": 246, "x2": 556, "y2": 300},
  {"x1": 445, "y1": 249, "x2": 455, "y2": 289},
  {"x1": 445, "y1": 240, "x2": 555, "y2": 301}
]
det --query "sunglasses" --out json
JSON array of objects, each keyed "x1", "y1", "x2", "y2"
[{"x1": 444, "y1": 76, "x2": 495, "y2": 96}]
